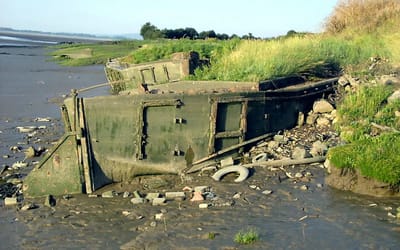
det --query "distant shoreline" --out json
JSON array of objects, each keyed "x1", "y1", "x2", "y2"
[{"x1": 0, "y1": 30, "x2": 114, "y2": 47}]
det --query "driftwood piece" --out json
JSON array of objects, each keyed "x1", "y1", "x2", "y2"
[
  {"x1": 371, "y1": 122, "x2": 399, "y2": 133},
  {"x1": 186, "y1": 132, "x2": 275, "y2": 173},
  {"x1": 241, "y1": 156, "x2": 326, "y2": 168}
]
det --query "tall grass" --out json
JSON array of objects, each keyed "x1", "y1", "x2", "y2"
[
  {"x1": 328, "y1": 133, "x2": 400, "y2": 185},
  {"x1": 194, "y1": 33, "x2": 391, "y2": 81},
  {"x1": 121, "y1": 38, "x2": 237, "y2": 64},
  {"x1": 336, "y1": 85, "x2": 399, "y2": 142}
]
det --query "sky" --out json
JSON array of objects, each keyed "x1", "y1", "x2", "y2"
[{"x1": 0, "y1": 0, "x2": 339, "y2": 38}]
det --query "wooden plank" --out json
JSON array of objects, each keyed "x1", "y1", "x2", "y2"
[
  {"x1": 188, "y1": 132, "x2": 275, "y2": 172},
  {"x1": 207, "y1": 101, "x2": 218, "y2": 154}
]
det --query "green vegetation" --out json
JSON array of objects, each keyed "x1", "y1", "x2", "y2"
[
  {"x1": 120, "y1": 38, "x2": 237, "y2": 64},
  {"x1": 325, "y1": 0, "x2": 400, "y2": 187},
  {"x1": 50, "y1": 40, "x2": 145, "y2": 66},
  {"x1": 234, "y1": 228, "x2": 259, "y2": 245}
]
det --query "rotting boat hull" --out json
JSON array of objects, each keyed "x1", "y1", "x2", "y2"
[{"x1": 23, "y1": 77, "x2": 338, "y2": 197}]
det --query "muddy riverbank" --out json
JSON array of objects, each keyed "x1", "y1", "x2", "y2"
[{"x1": 1, "y1": 43, "x2": 400, "y2": 249}]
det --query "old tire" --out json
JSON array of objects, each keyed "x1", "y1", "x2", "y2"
[{"x1": 211, "y1": 165, "x2": 249, "y2": 182}]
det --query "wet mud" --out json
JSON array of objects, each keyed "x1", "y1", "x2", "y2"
[{"x1": 1, "y1": 44, "x2": 400, "y2": 249}]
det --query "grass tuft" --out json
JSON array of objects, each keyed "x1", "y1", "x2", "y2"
[{"x1": 234, "y1": 228, "x2": 259, "y2": 245}]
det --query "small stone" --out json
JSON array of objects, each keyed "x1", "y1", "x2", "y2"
[
  {"x1": 316, "y1": 117, "x2": 331, "y2": 127},
  {"x1": 273, "y1": 134, "x2": 287, "y2": 143},
  {"x1": 88, "y1": 194, "x2": 99, "y2": 198},
  {"x1": 291, "y1": 147, "x2": 309, "y2": 160},
  {"x1": 300, "y1": 185, "x2": 308, "y2": 191},
  {"x1": 101, "y1": 190, "x2": 116, "y2": 198},
  {"x1": 24, "y1": 146, "x2": 36, "y2": 158},
  {"x1": 220, "y1": 157, "x2": 234, "y2": 167},
  {"x1": 190, "y1": 191, "x2": 204, "y2": 202},
  {"x1": 313, "y1": 99, "x2": 334, "y2": 113},
  {"x1": 182, "y1": 186, "x2": 192, "y2": 192},
  {"x1": 249, "y1": 185, "x2": 257, "y2": 189},
  {"x1": 4, "y1": 197, "x2": 18, "y2": 206},
  {"x1": 122, "y1": 210, "x2": 131, "y2": 216},
  {"x1": 130, "y1": 198, "x2": 145, "y2": 204},
  {"x1": 165, "y1": 192, "x2": 185, "y2": 200},
  {"x1": 132, "y1": 190, "x2": 142, "y2": 198},
  {"x1": 194, "y1": 186, "x2": 209, "y2": 193},
  {"x1": 20, "y1": 203, "x2": 38, "y2": 211},
  {"x1": 232, "y1": 192, "x2": 241, "y2": 199},
  {"x1": 155, "y1": 213, "x2": 164, "y2": 220},
  {"x1": 2, "y1": 155, "x2": 9, "y2": 159},
  {"x1": 294, "y1": 172, "x2": 303, "y2": 178},
  {"x1": 199, "y1": 203, "x2": 210, "y2": 209},
  {"x1": 150, "y1": 221, "x2": 157, "y2": 227},
  {"x1": 122, "y1": 191, "x2": 131, "y2": 198},
  {"x1": 262, "y1": 190, "x2": 273, "y2": 195},
  {"x1": 316, "y1": 183, "x2": 323, "y2": 188},
  {"x1": 310, "y1": 141, "x2": 328, "y2": 157},
  {"x1": 145, "y1": 192, "x2": 160, "y2": 201},
  {"x1": 152, "y1": 198, "x2": 166, "y2": 206}
]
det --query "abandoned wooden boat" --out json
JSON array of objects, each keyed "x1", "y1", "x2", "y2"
[{"x1": 22, "y1": 75, "x2": 338, "y2": 197}]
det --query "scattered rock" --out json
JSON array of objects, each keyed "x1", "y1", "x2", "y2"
[
  {"x1": 24, "y1": 147, "x2": 36, "y2": 158},
  {"x1": 310, "y1": 141, "x2": 328, "y2": 157},
  {"x1": 190, "y1": 191, "x2": 204, "y2": 202},
  {"x1": 313, "y1": 99, "x2": 334, "y2": 114},
  {"x1": 101, "y1": 190, "x2": 116, "y2": 198},
  {"x1": 4, "y1": 197, "x2": 18, "y2": 206},
  {"x1": 165, "y1": 191, "x2": 185, "y2": 200},
  {"x1": 152, "y1": 198, "x2": 166, "y2": 206},
  {"x1": 199, "y1": 203, "x2": 210, "y2": 209},
  {"x1": 11, "y1": 161, "x2": 27, "y2": 170},
  {"x1": 20, "y1": 202, "x2": 38, "y2": 211},
  {"x1": 220, "y1": 157, "x2": 234, "y2": 167},
  {"x1": 145, "y1": 192, "x2": 160, "y2": 201},
  {"x1": 262, "y1": 190, "x2": 273, "y2": 195},
  {"x1": 291, "y1": 146, "x2": 309, "y2": 160},
  {"x1": 193, "y1": 186, "x2": 209, "y2": 193},
  {"x1": 130, "y1": 198, "x2": 145, "y2": 204},
  {"x1": 232, "y1": 192, "x2": 242, "y2": 199},
  {"x1": 316, "y1": 117, "x2": 331, "y2": 127},
  {"x1": 122, "y1": 191, "x2": 131, "y2": 198},
  {"x1": 299, "y1": 185, "x2": 308, "y2": 191},
  {"x1": 155, "y1": 213, "x2": 164, "y2": 220}
]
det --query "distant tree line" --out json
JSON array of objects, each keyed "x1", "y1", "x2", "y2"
[{"x1": 140, "y1": 22, "x2": 257, "y2": 40}]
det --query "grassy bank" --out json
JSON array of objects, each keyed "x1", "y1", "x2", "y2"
[
  {"x1": 50, "y1": 40, "x2": 145, "y2": 66},
  {"x1": 325, "y1": 0, "x2": 400, "y2": 187}
]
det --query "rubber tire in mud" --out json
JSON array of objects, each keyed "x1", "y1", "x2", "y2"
[{"x1": 211, "y1": 165, "x2": 249, "y2": 182}]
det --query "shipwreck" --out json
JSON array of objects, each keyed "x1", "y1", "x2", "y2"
[{"x1": 23, "y1": 52, "x2": 338, "y2": 197}]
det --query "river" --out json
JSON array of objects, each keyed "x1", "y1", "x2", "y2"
[{"x1": 0, "y1": 33, "x2": 399, "y2": 249}]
